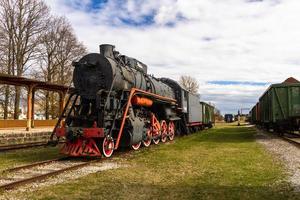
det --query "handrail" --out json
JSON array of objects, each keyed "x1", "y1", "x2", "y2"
[{"x1": 114, "y1": 88, "x2": 176, "y2": 149}]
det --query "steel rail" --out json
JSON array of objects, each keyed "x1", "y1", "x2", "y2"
[
  {"x1": 0, "y1": 149, "x2": 130, "y2": 190},
  {"x1": 281, "y1": 135, "x2": 300, "y2": 148},
  {"x1": 256, "y1": 127, "x2": 300, "y2": 148},
  {"x1": 0, "y1": 134, "x2": 169, "y2": 191},
  {"x1": 2, "y1": 157, "x2": 68, "y2": 173},
  {"x1": 0, "y1": 142, "x2": 47, "y2": 151},
  {"x1": 0, "y1": 159, "x2": 100, "y2": 190},
  {"x1": 0, "y1": 141, "x2": 66, "y2": 152}
]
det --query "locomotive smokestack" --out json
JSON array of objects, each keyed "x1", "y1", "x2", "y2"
[{"x1": 100, "y1": 44, "x2": 115, "y2": 58}]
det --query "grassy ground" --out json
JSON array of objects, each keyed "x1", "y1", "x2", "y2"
[
  {"x1": 0, "y1": 146, "x2": 62, "y2": 171},
  {"x1": 7, "y1": 123, "x2": 300, "y2": 199}
]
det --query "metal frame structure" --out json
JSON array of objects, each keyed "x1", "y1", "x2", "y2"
[{"x1": 0, "y1": 73, "x2": 73, "y2": 131}]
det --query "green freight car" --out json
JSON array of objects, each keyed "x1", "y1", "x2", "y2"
[
  {"x1": 200, "y1": 102, "x2": 215, "y2": 128},
  {"x1": 250, "y1": 102, "x2": 260, "y2": 124},
  {"x1": 250, "y1": 106, "x2": 256, "y2": 124},
  {"x1": 259, "y1": 78, "x2": 300, "y2": 132}
]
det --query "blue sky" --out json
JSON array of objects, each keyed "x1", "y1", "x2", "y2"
[
  {"x1": 48, "y1": 0, "x2": 300, "y2": 114},
  {"x1": 89, "y1": 0, "x2": 108, "y2": 10}
]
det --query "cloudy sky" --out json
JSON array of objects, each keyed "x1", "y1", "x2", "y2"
[{"x1": 47, "y1": 0, "x2": 300, "y2": 114}]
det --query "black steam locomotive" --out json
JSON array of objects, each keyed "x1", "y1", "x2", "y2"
[{"x1": 51, "y1": 44, "x2": 214, "y2": 157}]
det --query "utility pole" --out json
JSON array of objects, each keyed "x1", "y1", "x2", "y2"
[{"x1": 237, "y1": 110, "x2": 241, "y2": 126}]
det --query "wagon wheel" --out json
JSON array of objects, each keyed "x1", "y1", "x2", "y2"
[
  {"x1": 131, "y1": 141, "x2": 142, "y2": 150},
  {"x1": 160, "y1": 120, "x2": 168, "y2": 143},
  {"x1": 101, "y1": 136, "x2": 114, "y2": 158},
  {"x1": 168, "y1": 121, "x2": 175, "y2": 141},
  {"x1": 143, "y1": 129, "x2": 152, "y2": 147}
]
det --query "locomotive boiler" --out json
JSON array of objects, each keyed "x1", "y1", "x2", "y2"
[
  {"x1": 73, "y1": 44, "x2": 175, "y2": 100},
  {"x1": 53, "y1": 44, "x2": 179, "y2": 157}
]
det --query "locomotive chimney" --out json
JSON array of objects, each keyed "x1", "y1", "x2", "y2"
[{"x1": 100, "y1": 44, "x2": 115, "y2": 58}]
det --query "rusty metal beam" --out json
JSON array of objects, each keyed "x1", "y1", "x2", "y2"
[
  {"x1": 31, "y1": 89, "x2": 35, "y2": 128},
  {"x1": 0, "y1": 73, "x2": 73, "y2": 93},
  {"x1": 26, "y1": 85, "x2": 33, "y2": 131}
]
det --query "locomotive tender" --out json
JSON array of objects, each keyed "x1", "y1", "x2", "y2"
[{"x1": 52, "y1": 44, "x2": 214, "y2": 157}]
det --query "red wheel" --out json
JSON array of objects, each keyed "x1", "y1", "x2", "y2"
[
  {"x1": 168, "y1": 121, "x2": 175, "y2": 141},
  {"x1": 152, "y1": 137, "x2": 160, "y2": 145},
  {"x1": 143, "y1": 129, "x2": 152, "y2": 147},
  {"x1": 132, "y1": 141, "x2": 141, "y2": 150},
  {"x1": 101, "y1": 136, "x2": 114, "y2": 158},
  {"x1": 160, "y1": 120, "x2": 168, "y2": 143},
  {"x1": 151, "y1": 123, "x2": 160, "y2": 145}
]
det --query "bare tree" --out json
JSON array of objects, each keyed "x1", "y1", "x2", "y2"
[
  {"x1": 179, "y1": 75, "x2": 199, "y2": 94},
  {"x1": 36, "y1": 16, "x2": 87, "y2": 119},
  {"x1": 36, "y1": 17, "x2": 64, "y2": 119},
  {"x1": 0, "y1": 1, "x2": 15, "y2": 119},
  {"x1": 0, "y1": 0, "x2": 50, "y2": 119},
  {"x1": 53, "y1": 21, "x2": 87, "y2": 85},
  {"x1": 37, "y1": 17, "x2": 86, "y2": 84}
]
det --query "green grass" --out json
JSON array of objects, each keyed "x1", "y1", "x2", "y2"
[
  {"x1": 9, "y1": 124, "x2": 300, "y2": 199},
  {"x1": 0, "y1": 146, "x2": 62, "y2": 171}
]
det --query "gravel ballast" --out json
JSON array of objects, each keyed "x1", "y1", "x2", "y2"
[
  {"x1": 0, "y1": 161, "x2": 121, "y2": 200},
  {"x1": 256, "y1": 130, "x2": 300, "y2": 192}
]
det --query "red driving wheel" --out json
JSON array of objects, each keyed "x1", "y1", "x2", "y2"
[
  {"x1": 168, "y1": 121, "x2": 175, "y2": 141},
  {"x1": 143, "y1": 129, "x2": 152, "y2": 147},
  {"x1": 101, "y1": 136, "x2": 114, "y2": 158},
  {"x1": 132, "y1": 141, "x2": 142, "y2": 150},
  {"x1": 160, "y1": 120, "x2": 168, "y2": 143},
  {"x1": 152, "y1": 129, "x2": 160, "y2": 145}
]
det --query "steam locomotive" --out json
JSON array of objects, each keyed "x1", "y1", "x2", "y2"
[{"x1": 51, "y1": 44, "x2": 214, "y2": 157}]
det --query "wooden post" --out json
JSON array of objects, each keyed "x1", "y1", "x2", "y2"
[
  {"x1": 31, "y1": 89, "x2": 35, "y2": 128},
  {"x1": 26, "y1": 85, "x2": 33, "y2": 131}
]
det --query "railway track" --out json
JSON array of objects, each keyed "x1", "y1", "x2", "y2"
[
  {"x1": 0, "y1": 142, "x2": 48, "y2": 152},
  {"x1": 0, "y1": 139, "x2": 165, "y2": 190},
  {"x1": 0, "y1": 141, "x2": 66, "y2": 152},
  {"x1": 0, "y1": 157, "x2": 100, "y2": 190},
  {"x1": 281, "y1": 133, "x2": 300, "y2": 148},
  {"x1": 256, "y1": 127, "x2": 300, "y2": 148}
]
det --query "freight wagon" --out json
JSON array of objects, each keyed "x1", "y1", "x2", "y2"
[
  {"x1": 224, "y1": 114, "x2": 234, "y2": 123},
  {"x1": 259, "y1": 78, "x2": 300, "y2": 133},
  {"x1": 161, "y1": 78, "x2": 215, "y2": 133},
  {"x1": 200, "y1": 101, "x2": 214, "y2": 128},
  {"x1": 250, "y1": 102, "x2": 260, "y2": 124},
  {"x1": 250, "y1": 77, "x2": 300, "y2": 134}
]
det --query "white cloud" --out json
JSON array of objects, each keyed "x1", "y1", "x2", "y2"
[{"x1": 46, "y1": 0, "x2": 300, "y2": 114}]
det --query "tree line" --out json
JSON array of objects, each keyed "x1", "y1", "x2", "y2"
[{"x1": 0, "y1": 0, "x2": 87, "y2": 119}]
